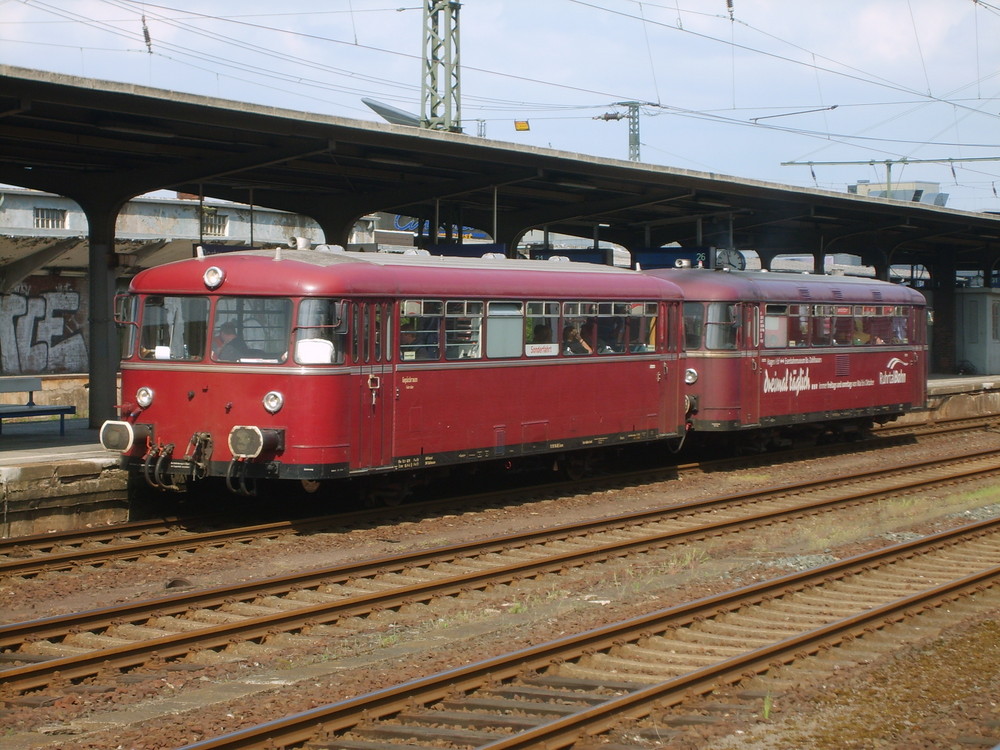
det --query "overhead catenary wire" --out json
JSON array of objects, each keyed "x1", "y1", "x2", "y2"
[{"x1": 3, "y1": 0, "x2": 1000, "y2": 203}]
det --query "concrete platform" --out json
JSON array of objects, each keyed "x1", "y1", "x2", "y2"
[
  {"x1": 2, "y1": 375, "x2": 1000, "y2": 538},
  {"x1": 0, "y1": 418, "x2": 127, "y2": 537},
  {"x1": 0, "y1": 417, "x2": 107, "y2": 466},
  {"x1": 919, "y1": 374, "x2": 1000, "y2": 426}
]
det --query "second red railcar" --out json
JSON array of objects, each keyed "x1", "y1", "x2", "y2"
[{"x1": 648, "y1": 268, "x2": 927, "y2": 445}]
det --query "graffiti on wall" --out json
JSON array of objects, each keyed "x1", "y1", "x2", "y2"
[{"x1": 0, "y1": 277, "x2": 88, "y2": 374}]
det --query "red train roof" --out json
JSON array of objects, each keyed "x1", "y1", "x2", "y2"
[
  {"x1": 129, "y1": 248, "x2": 684, "y2": 300},
  {"x1": 645, "y1": 268, "x2": 926, "y2": 306}
]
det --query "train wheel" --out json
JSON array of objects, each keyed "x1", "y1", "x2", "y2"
[
  {"x1": 558, "y1": 454, "x2": 589, "y2": 481},
  {"x1": 362, "y1": 478, "x2": 411, "y2": 507}
]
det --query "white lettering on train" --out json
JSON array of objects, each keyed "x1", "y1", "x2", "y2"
[{"x1": 763, "y1": 367, "x2": 812, "y2": 395}]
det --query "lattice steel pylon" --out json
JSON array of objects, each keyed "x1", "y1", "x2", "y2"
[
  {"x1": 625, "y1": 102, "x2": 640, "y2": 162},
  {"x1": 596, "y1": 102, "x2": 645, "y2": 162},
  {"x1": 421, "y1": 0, "x2": 462, "y2": 132}
]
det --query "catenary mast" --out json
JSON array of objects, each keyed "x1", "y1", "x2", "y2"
[{"x1": 421, "y1": 1, "x2": 462, "y2": 132}]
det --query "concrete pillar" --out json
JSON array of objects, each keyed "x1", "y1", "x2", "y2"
[{"x1": 78, "y1": 202, "x2": 125, "y2": 427}]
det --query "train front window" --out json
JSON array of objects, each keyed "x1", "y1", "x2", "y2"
[
  {"x1": 139, "y1": 296, "x2": 209, "y2": 361},
  {"x1": 294, "y1": 299, "x2": 347, "y2": 364},
  {"x1": 114, "y1": 293, "x2": 138, "y2": 359},
  {"x1": 706, "y1": 303, "x2": 739, "y2": 350},
  {"x1": 213, "y1": 297, "x2": 291, "y2": 363},
  {"x1": 682, "y1": 303, "x2": 704, "y2": 350}
]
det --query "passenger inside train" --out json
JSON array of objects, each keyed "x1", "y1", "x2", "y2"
[{"x1": 562, "y1": 324, "x2": 592, "y2": 355}]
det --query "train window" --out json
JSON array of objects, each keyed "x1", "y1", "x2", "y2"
[
  {"x1": 707, "y1": 303, "x2": 739, "y2": 350},
  {"x1": 682, "y1": 302, "x2": 704, "y2": 350},
  {"x1": 403, "y1": 299, "x2": 444, "y2": 317},
  {"x1": 526, "y1": 301, "x2": 559, "y2": 356},
  {"x1": 351, "y1": 304, "x2": 361, "y2": 362},
  {"x1": 811, "y1": 305, "x2": 834, "y2": 346},
  {"x1": 561, "y1": 319, "x2": 591, "y2": 355},
  {"x1": 361, "y1": 304, "x2": 371, "y2": 363},
  {"x1": 400, "y1": 306, "x2": 441, "y2": 360},
  {"x1": 114, "y1": 294, "x2": 138, "y2": 359},
  {"x1": 381, "y1": 303, "x2": 392, "y2": 361},
  {"x1": 831, "y1": 305, "x2": 855, "y2": 346},
  {"x1": 445, "y1": 300, "x2": 482, "y2": 359},
  {"x1": 486, "y1": 302, "x2": 524, "y2": 358},
  {"x1": 560, "y1": 300, "x2": 658, "y2": 355},
  {"x1": 786, "y1": 305, "x2": 810, "y2": 347},
  {"x1": 592, "y1": 303, "x2": 624, "y2": 354},
  {"x1": 401, "y1": 300, "x2": 442, "y2": 361},
  {"x1": 622, "y1": 302, "x2": 657, "y2": 353},
  {"x1": 743, "y1": 305, "x2": 760, "y2": 348},
  {"x1": 213, "y1": 297, "x2": 291, "y2": 363},
  {"x1": 762, "y1": 304, "x2": 809, "y2": 349},
  {"x1": 662, "y1": 304, "x2": 674, "y2": 351},
  {"x1": 140, "y1": 296, "x2": 209, "y2": 361},
  {"x1": 890, "y1": 306, "x2": 911, "y2": 344},
  {"x1": 562, "y1": 301, "x2": 598, "y2": 318},
  {"x1": 294, "y1": 299, "x2": 346, "y2": 364},
  {"x1": 855, "y1": 305, "x2": 892, "y2": 346},
  {"x1": 763, "y1": 305, "x2": 787, "y2": 348}
]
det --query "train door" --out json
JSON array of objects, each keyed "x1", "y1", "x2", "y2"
[
  {"x1": 740, "y1": 303, "x2": 761, "y2": 426},
  {"x1": 353, "y1": 300, "x2": 395, "y2": 469},
  {"x1": 660, "y1": 301, "x2": 684, "y2": 435}
]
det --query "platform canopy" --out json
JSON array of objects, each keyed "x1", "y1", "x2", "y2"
[{"x1": 3, "y1": 64, "x2": 1000, "y2": 275}]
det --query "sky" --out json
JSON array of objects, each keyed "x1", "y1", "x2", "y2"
[{"x1": 2, "y1": 0, "x2": 1000, "y2": 213}]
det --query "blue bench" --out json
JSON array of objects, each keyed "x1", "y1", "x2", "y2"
[{"x1": 0, "y1": 377, "x2": 77, "y2": 435}]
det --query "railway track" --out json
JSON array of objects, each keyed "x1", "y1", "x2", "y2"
[
  {"x1": 2, "y1": 445, "x2": 999, "y2": 701},
  {"x1": 1, "y1": 423, "x2": 993, "y2": 579},
  {"x1": 177, "y1": 515, "x2": 1000, "y2": 749}
]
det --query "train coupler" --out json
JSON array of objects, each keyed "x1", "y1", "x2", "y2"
[
  {"x1": 142, "y1": 442, "x2": 183, "y2": 491},
  {"x1": 225, "y1": 457, "x2": 257, "y2": 497}
]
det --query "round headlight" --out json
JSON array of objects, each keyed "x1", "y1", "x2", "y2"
[
  {"x1": 262, "y1": 390, "x2": 284, "y2": 414},
  {"x1": 203, "y1": 266, "x2": 225, "y2": 289},
  {"x1": 136, "y1": 386, "x2": 154, "y2": 408},
  {"x1": 684, "y1": 368, "x2": 699, "y2": 385}
]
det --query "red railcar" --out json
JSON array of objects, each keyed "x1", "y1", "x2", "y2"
[
  {"x1": 100, "y1": 249, "x2": 687, "y2": 496},
  {"x1": 646, "y1": 268, "x2": 927, "y2": 445}
]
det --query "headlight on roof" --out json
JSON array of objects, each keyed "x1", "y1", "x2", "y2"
[{"x1": 203, "y1": 266, "x2": 225, "y2": 289}]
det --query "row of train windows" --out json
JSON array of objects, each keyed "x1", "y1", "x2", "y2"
[
  {"x1": 125, "y1": 296, "x2": 660, "y2": 364},
  {"x1": 397, "y1": 299, "x2": 659, "y2": 362},
  {"x1": 682, "y1": 302, "x2": 920, "y2": 350}
]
